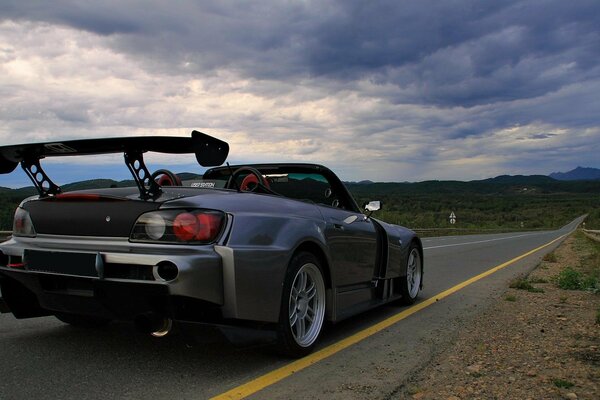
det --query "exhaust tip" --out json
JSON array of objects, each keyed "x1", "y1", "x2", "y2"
[
  {"x1": 134, "y1": 313, "x2": 173, "y2": 337},
  {"x1": 151, "y1": 318, "x2": 173, "y2": 338},
  {"x1": 153, "y1": 261, "x2": 179, "y2": 281}
]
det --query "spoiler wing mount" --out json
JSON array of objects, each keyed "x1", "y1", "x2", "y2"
[
  {"x1": 124, "y1": 150, "x2": 162, "y2": 199},
  {"x1": 21, "y1": 158, "x2": 62, "y2": 197}
]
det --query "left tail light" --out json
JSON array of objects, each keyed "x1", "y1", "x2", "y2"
[
  {"x1": 13, "y1": 207, "x2": 36, "y2": 237},
  {"x1": 130, "y1": 210, "x2": 225, "y2": 244}
]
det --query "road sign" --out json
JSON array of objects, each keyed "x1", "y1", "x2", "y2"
[{"x1": 449, "y1": 211, "x2": 456, "y2": 225}]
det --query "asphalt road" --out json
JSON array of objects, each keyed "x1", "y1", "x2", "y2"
[{"x1": 0, "y1": 217, "x2": 582, "y2": 400}]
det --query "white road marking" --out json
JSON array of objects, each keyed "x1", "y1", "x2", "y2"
[{"x1": 423, "y1": 232, "x2": 550, "y2": 250}]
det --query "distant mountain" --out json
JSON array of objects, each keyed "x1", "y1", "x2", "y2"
[
  {"x1": 62, "y1": 179, "x2": 123, "y2": 191},
  {"x1": 549, "y1": 167, "x2": 600, "y2": 181},
  {"x1": 346, "y1": 174, "x2": 600, "y2": 197},
  {"x1": 480, "y1": 175, "x2": 556, "y2": 185},
  {"x1": 4, "y1": 171, "x2": 600, "y2": 197}
]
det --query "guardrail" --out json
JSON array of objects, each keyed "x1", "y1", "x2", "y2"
[{"x1": 582, "y1": 229, "x2": 600, "y2": 243}]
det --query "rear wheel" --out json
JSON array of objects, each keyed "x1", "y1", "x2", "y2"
[
  {"x1": 399, "y1": 244, "x2": 422, "y2": 305},
  {"x1": 276, "y1": 252, "x2": 326, "y2": 358},
  {"x1": 55, "y1": 313, "x2": 111, "y2": 328}
]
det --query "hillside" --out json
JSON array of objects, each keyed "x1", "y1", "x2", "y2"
[
  {"x1": 346, "y1": 176, "x2": 600, "y2": 231},
  {"x1": 549, "y1": 166, "x2": 600, "y2": 181},
  {"x1": 0, "y1": 174, "x2": 599, "y2": 231}
]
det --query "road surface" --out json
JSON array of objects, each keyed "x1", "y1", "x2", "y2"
[{"x1": 0, "y1": 217, "x2": 582, "y2": 399}]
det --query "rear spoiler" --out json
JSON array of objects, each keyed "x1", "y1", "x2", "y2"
[{"x1": 0, "y1": 130, "x2": 229, "y2": 199}]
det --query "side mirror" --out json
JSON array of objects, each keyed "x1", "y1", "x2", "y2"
[{"x1": 364, "y1": 200, "x2": 381, "y2": 213}]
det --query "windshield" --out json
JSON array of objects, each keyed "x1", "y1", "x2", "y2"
[{"x1": 201, "y1": 164, "x2": 357, "y2": 211}]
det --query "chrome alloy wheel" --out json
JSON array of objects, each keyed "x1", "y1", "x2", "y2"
[
  {"x1": 406, "y1": 248, "x2": 422, "y2": 298},
  {"x1": 288, "y1": 262, "x2": 326, "y2": 348}
]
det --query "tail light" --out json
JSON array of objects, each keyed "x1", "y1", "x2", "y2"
[
  {"x1": 130, "y1": 209, "x2": 225, "y2": 244},
  {"x1": 13, "y1": 207, "x2": 36, "y2": 237}
]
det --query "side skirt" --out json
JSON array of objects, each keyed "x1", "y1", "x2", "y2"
[{"x1": 331, "y1": 278, "x2": 402, "y2": 322}]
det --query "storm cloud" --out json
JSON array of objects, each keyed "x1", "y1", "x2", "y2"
[{"x1": 0, "y1": 0, "x2": 599, "y2": 183}]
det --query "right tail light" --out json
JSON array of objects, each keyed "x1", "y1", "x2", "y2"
[{"x1": 130, "y1": 209, "x2": 225, "y2": 244}]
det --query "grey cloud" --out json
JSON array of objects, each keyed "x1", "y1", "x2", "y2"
[
  {"x1": 2, "y1": 1, "x2": 598, "y2": 108},
  {"x1": 528, "y1": 133, "x2": 556, "y2": 140},
  {"x1": 1, "y1": 0, "x2": 599, "y2": 181}
]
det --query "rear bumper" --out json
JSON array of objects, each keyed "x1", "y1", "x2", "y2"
[
  {"x1": 0, "y1": 268, "x2": 226, "y2": 323},
  {"x1": 0, "y1": 295, "x2": 9, "y2": 313},
  {"x1": 0, "y1": 235, "x2": 226, "y2": 322},
  {"x1": 0, "y1": 232, "x2": 289, "y2": 325},
  {"x1": 0, "y1": 268, "x2": 171, "y2": 319}
]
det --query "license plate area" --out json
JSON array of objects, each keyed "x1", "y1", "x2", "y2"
[
  {"x1": 39, "y1": 275, "x2": 95, "y2": 297},
  {"x1": 24, "y1": 250, "x2": 98, "y2": 278}
]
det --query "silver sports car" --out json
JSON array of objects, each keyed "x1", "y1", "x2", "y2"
[{"x1": 0, "y1": 131, "x2": 423, "y2": 357}]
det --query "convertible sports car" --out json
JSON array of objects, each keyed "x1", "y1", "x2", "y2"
[{"x1": 0, "y1": 130, "x2": 423, "y2": 357}]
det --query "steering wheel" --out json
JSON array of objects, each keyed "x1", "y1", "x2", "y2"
[
  {"x1": 151, "y1": 169, "x2": 182, "y2": 186},
  {"x1": 230, "y1": 167, "x2": 271, "y2": 192}
]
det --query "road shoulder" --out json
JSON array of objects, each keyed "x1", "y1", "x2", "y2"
[{"x1": 399, "y1": 232, "x2": 599, "y2": 399}]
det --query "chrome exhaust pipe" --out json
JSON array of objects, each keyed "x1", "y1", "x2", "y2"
[
  {"x1": 134, "y1": 313, "x2": 173, "y2": 337},
  {"x1": 150, "y1": 318, "x2": 172, "y2": 338}
]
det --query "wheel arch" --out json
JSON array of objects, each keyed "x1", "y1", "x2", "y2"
[
  {"x1": 292, "y1": 240, "x2": 332, "y2": 290},
  {"x1": 291, "y1": 240, "x2": 338, "y2": 321}
]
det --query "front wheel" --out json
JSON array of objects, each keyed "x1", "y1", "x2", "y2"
[
  {"x1": 398, "y1": 244, "x2": 422, "y2": 305},
  {"x1": 276, "y1": 252, "x2": 326, "y2": 358}
]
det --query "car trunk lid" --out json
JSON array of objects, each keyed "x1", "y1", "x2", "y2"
[{"x1": 23, "y1": 188, "x2": 178, "y2": 237}]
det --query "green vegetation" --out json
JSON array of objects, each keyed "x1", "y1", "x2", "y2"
[
  {"x1": 553, "y1": 379, "x2": 574, "y2": 389},
  {"x1": 557, "y1": 267, "x2": 590, "y2": 290},
  {"x1": 556, "y1": 266, "x2": 598, "y2": 292},
  {"x1": 0, "y1": 187, "x2": 36, "y2": 231},
  {"x1": 509, "y1": 277, "x2": 545, "y2": 293},
  {"x1": 504, "y1": 294, "x2": 517, "y2": 302},
  {"x1": 543, "y1": 252, "x2": 558, "y2": 263},
  {"x1": 348, "y1": 177, "x2": 600, "y2": 233},
  {"x1": 554, "y1": 231, "x2": 600, "y2": 293},
  {"x1": 583, "y1": 208, "x2": 600, "y2": 230}
]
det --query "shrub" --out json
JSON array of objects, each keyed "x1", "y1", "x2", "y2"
[
  {"x1": 509, "y1": 277, "x2": 545, "y2": 293},
  {"x1": 553, "y1": 379, "x2": 574, "y2": 389},
  {"x1": 510, "y1": 277, "x2": 533, "y2": 290},
  {"x1": 557, "y1": 267, "x2": 583, "y2": 290},
  {"x1": 557, "y1": 267, "x2": 599, "y2": 291}
]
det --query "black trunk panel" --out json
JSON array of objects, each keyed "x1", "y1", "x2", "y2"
[{"x1": 25, "y1": 200, "x2": 160, "y2": 237}]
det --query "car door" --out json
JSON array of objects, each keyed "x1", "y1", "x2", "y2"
[{"x1": 318, "y1": 205, "x2": 379, "y2": 288}]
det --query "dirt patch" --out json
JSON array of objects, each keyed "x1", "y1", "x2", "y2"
[{"x1": 400, "y1": 233, "x2": 599, "y2": 400}]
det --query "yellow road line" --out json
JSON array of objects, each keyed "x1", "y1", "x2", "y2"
[{"x1": 212, "y1": 233, "x2": 568, "y2": 400}]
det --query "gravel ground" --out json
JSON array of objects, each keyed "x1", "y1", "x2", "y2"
[{"x1": 399, "y1": 233, "x2": 599, "y2": 400}]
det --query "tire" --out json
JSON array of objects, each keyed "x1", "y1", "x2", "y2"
[
  {"x1": 55, "y1": 312, "x2": 111, "y2": 328},
  {"x1": 399, "y1": 244, "x2": 422, "y2": 305},
  {"x1": 276, "y1": 252, "x2": 326, "y2": 358}
]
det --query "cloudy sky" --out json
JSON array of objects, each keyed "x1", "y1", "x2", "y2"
[{"x1": 1, "y1": 0, "x2": 599, "y2": 186}]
